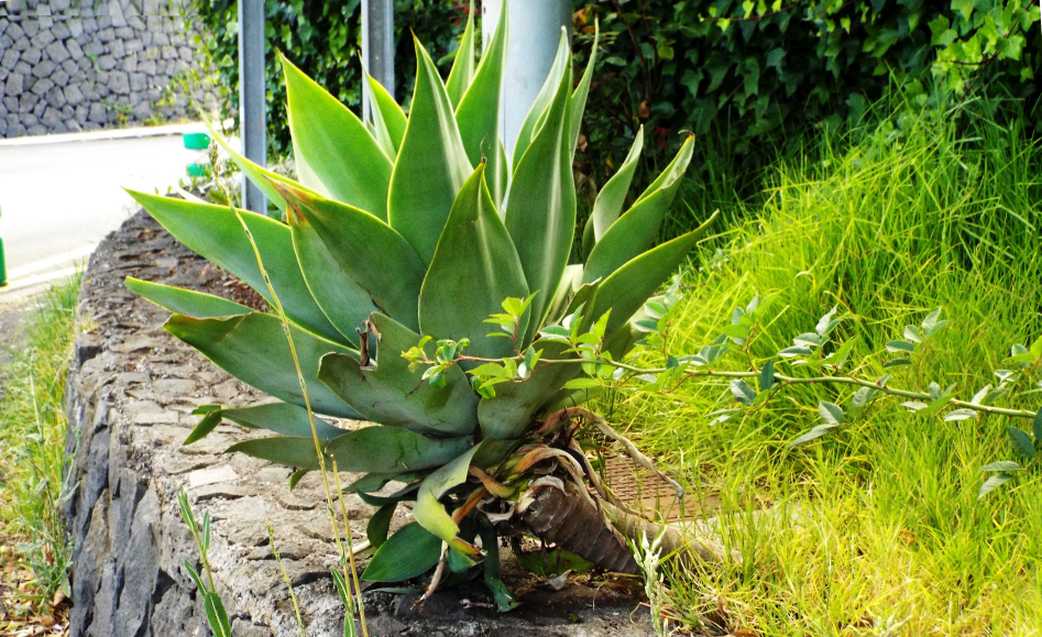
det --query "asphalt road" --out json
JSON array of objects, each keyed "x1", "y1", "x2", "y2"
[{"x1": 0, "y1": 129, "x2": 192, "y2": 292}]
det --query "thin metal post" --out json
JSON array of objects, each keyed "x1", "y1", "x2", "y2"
[
  {"x1": 362, "y1": 0, "x2": 395, "y2": 122},
  {"x1": 238, "y1": 0, "x2": 266, "y2": 214},
  {"x1": 483, "y1": 0, "x2": 571, "y2": 158}
]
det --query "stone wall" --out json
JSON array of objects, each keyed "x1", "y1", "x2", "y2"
[
  {"x1": 0, "y1": 0, "x2": 203, "y2": 137},
  {"x1": 63, "y1": 211, "x2": 653, "y2": 636}
]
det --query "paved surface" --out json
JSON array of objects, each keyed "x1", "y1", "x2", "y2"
[{"x1": 0, "y1": 127, "x2": 195, "y2": 294}]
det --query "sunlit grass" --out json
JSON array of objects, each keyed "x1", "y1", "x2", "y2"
[
  {"x1": 0, "y1": 275, "x2": 81, "y2": 610},
  {"x1": 610, "y1": 94, "x2": 1042, "y2": 635}
]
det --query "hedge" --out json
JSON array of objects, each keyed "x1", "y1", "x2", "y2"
[{"x1": 186, "y1": 1, "x2": 1040, "y2": 202}]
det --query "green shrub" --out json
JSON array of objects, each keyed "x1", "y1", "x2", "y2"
[
  {"x1": 186, "y1": 0, "x2": 469, "y2": 156},
  {"x1": 572, "y1": 0, "x2": 1040, "y2": 196}
]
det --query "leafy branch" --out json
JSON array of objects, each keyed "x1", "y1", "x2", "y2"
[{"x1": 406, "y1": 291, "x2": 1042, "y2": 499}]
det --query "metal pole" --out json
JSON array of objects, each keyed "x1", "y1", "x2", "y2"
[
  {"x1": 482, "y1": 0, "x2": 571, "y2": 158},
  {"x1": 362, "y1": 0, "x2": 395, "y2": 122},
  {"x1": 238, "y1": 0, "x2": 267, "y2": 214}
]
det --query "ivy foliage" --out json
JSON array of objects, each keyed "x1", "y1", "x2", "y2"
[
  {"x1": 572, "y1": 0, "x2": 1040, "y2": 186},
  {"x1": 186, "y1": 0, "x2": 468, "y2": 156}
]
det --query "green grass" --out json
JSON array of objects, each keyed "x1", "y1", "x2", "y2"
[
  {"x1": 0, "y1": 275, "x2": 81, "y2": 609},
  {"x1": 609, "y1": 94, "x2": 1042, "y2": 635}
]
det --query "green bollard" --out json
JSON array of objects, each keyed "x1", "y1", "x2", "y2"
[{"x1": 0, "y1": 235, "x2": 7, "y2": 287}]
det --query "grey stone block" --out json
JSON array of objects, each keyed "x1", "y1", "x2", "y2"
[
  {"x1": 23, "y1": 46, "x2": 42, "y2": 65},
  {"x1": 31, "y1": 59, "x2": 56, "y2": 78},
  {"x1": 45, "y1": 40, "x2": 70, "y2": 63},
  {"x1": 61, "y1": 58, "x2": 78, "y2": 76},
  {"x1": 13, "y1": 36, "x2": 29, "y2": 53},
  {"x1": 98, "y1": 27, "x2": 114, "y2": 43},
  {"x1": 75, "y1": 104, "x2": 87, "y2": 121},
  {"x1": 51, "y1": 69, "x2": 69, "y2": 86},
  {"x1": 65, "y1": 38, "x2": 82, "y2": 60},
  {"x1": 14, "y1": 61, "x2": 31, "y2": 76},
  {"x1": 30, "y1": 78, "x2": 53, "y2": 95},
  {"x1": 161, "y1": 45, "x2": 176, "y2": 60},
  {"x1": 124, "y1": 38, "x2": 142, "y2": 55},
  {"x1": 129, "y1": 72, "x2": 146, "y2": 92},
  {"x1": 110, "y1": 70, "x2": 129, "y2": 94},
  {"x1": 97, "y1": 54, "x2": 116, "y2": 70},
  {"x1": 68, "y1": 18, "x2": 83, "y2": 38},
  {"x1": 110, "y1": 38, "x2": 124, "y2": 58},
  {"x1": 84, "y1": 40, "x2": 103, "y2": 56},
  {"x1": 109, "y1": 1, "x2": 126, "y2": 28},
  {"x1": 1, "y1": 48, "x2": 19, "y2": 70},
  {"x1": 6, "y1": 22, "x2": 24, "y2": 41},
  {"x1": 52, "y1": 22, "x2": 70, "y2": 40},
  {"x1": 18, "y1": 92, "x2": 37, "y2": 113},
  {"x1": 28, "y1": 124, "x2": 47, "y2": 135},
  {"x1": 41, "y1": 106, "x2": 62, "y2": 127},
  {"x1": 137, "y1": 59, "x2": 155, "y2": 74},
  {"x1": 35, "y1": 28, "x2": 54, "y2": 46},
  {"x1": 88, "y1": 101, "x2": 106, "y2": 122},
  {"x1": 45, "y1": 87, "x2": 66, "y2": 108},
  {"x1": 115, "y1": 26, "x2": 133, "y2": 39}
]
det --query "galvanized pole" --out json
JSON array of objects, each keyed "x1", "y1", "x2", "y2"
[
  {"x1": 238, "y1": 0, "x2": 267, "y2": 214},
  {"x1": 482, "y1": 0, "x2": 571, "y2": 158},
  {"x1": 362, "y1": 0, "x2": 395, "y2": 122}
]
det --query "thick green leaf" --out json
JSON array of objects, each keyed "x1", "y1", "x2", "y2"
[
  {"x1": 477, "y1": 340, "x2": 579, "y2": 439},
  {"x1": 226, "y1": 436, "x2": 324, "y2": 469},
  {"x1": 126, "y1": 277, "x2": 250, "y2": 318},
  {"x1": 362, "y1": 522, "x2": 441, "y2": 582},
  {"x1": 419, "y1": 164, "x2": 528, "y2": 358},
  {"x1": 367, "y1": 502, "x2": 397, "y2": 548},
  {"x1": 567, "y1": 21, "x2": 599, "y2": 157},
  {"x1": 456, "y1": 5, "x2": 507, "y2": 200},
  {"x1": 583, "y1": 135, "x2": 695, "y2": 283},
  {"x1": 387, "y1": 37, "x2": 473, "y2": 263},
  {"x1": 165, "y1": 312, "x2": 359, "y2": 418},
  {"x1": 273, "y1": 179, "x2": 426, "y2": 330},
  {"x1": 583, "y1": 127, "x2": 644, "y2": 252},
  {"x1": 414, "y1": 446, "x2": 480, "y2": 544},
  {"x1": 218, "y1": 401, "x2": 344, "y2": 441},
  {"x1": 512, "y1": 33, "x2": 570, "y2": 167},
  {"x1": 324, "y1": 426, "x2": 472, "y2": 473},
  {"x1": 319, "y1": 313, "x2": 478, "y2": 435},
  {"x1": 127, "y1": 190, "x2": 343, "y2": 343},
  {"x1": 290, "y1": 216, "x2": 377, "y2": 346},
  {"x1": 444, "y1": 3, "x2": 476, "y2": 106},
  {"x1": 504, "y1": 48, "x2": 575, "y2": 342},
  {"x1": 585, "y1": 219, "x2": 715, "y2": 336},
  {"x1": 209, "y1": 125, "x2": 289, "y2": 210},
  {"x1": 366, "y1": 74, "x2": 407, "y2": 155},
  {"x1": 281, "y1": 53, "x2": 391, "y2": 217}
]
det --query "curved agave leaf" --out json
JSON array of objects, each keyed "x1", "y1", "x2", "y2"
[
  {"x1": 567, "y1": 21, "x2": 599, "y2": 157},
  {"x1": 505, "y1": 45, "x2": 575, "y2": 344},
  {"x1": 318, "y1": 313, "x2": 478, "y2": 436},
  {"x1": 582, "y1": 127, "x2": 645, "y2": 253},
  {"x1": 324, "y1": 426, "x2": 472, "y2": 473},
  {"x1": 290, "y1": 219, "x2": 378, "y2": 347},
  {"x1": 126, "y1": 277, "x2": 250, "y2": 319},
  {"x1": 366, "y1": 74, "x2": 407, "y2": 155},
  {"x1": 362, "y1": 522, "x2": 441, "y2": 582},
  {"x1": 281, "y1": 52, "x2": 391, "y2": 217},
  {"x1": 388, "y1": 36, "x2": 473, "y2": 263},
  {"x1": 583, "y1": 135, "x2": 695, "y2": 283},
  {"x1": 414, "y1": 445, "x2": 481, "y2": 550},
  {"x1": 227, "y1": 436, "x2": 325, "y2": 469},
  {"x1": 127, "y1": 190, "x2": 344, "y2": 344},
  {"x1": 477, "y1": 339, "x2": 580, "y2": 439},
  {"x1": 512, "y1": 32, "x2": 570, "y2": 167},
  {"x1": 586, "y1": 214, "x2": 717, "y2": 336},
  {"x1": 165, "y1": 312, "x2": 359, "y2": 418},
  {"x1": 456, "y1": 5, "x2": 508, "y2": 199},
  {"x1": 420, "y1": 164, "x2": 528, "y2": 359},
  {"x1": 209, "y1": 130, "x2": 378, "y2": 346},
  {"x1": 273, "y1": 179, "x2": 426, "y2": 330},
  {"x1": 192, "y1": 402, "x2": 344, "y2": 444},
  {"x1": 444, "y1": 3, "x2": 477, "y2": 106}
]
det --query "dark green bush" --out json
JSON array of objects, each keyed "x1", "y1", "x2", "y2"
[
  {"x1": 572, "y1": 0, "x2": 1040, "y2": 190},
  {"x1": 186, "y1": 0, "x2": 1039, "y2": 227},
  {"x1": 187, "y1": 0, "x2": 469, "y2": 156}
]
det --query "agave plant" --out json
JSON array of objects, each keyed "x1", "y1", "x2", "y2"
[{"x1": 125, "y1": 9, "x2": 713, "y2": 608}]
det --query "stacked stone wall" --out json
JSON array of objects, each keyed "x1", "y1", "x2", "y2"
[{"x1": 0, "y1": 0, "x2": 203, "y2": 137}]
